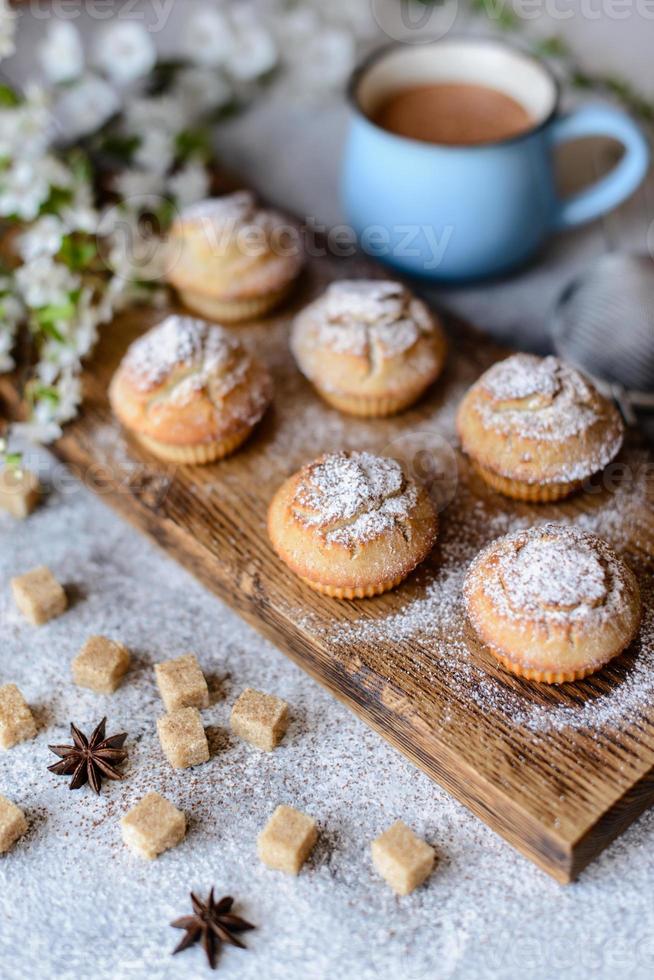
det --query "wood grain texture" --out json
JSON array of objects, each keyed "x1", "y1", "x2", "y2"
[{"x1": 3, "y1": 249, "x2": 653, "y2": 884}]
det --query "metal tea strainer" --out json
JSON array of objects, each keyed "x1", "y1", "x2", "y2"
[{"x1": 550, "y1": 252, "x2": 654, "y2": 435}]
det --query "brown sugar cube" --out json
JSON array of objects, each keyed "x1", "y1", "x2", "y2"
[
  {"x1": 0, "y1": 796, "x2": 28, "y2": 853},
  {"x1": 72, "y1": 636, "x2": 131, "y2": 694},
  {"x1": 154, "y1": 653, "x2": 209, "y2": 712},
  {"x1": 257, "y1": 804, "x2": 317, "y2": 875},
  {"x1": 230, "y1": 688, "x2": 289, "y2": 751},
  {"x1": 10, "y1": 566, "x2": 67, "y2": 626},
  {"x1": 157, "y1": 707, "x2": 209, "y2": 769},
  {"x1": 371, "y1": 820, "x2": 435, "y2": 895},
  {"x1": 120, "y1": 792, "x2": 186, "y2": 860},
  {"x1": 0, "y1": 467, "x2": 40, "y2": 519},
  {"x1": 0, "y1": 684, "x2": 37, "y2": 750}
]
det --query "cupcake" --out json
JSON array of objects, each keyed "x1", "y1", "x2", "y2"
[
  {"x1": 464, "y1": 524, "x2": 641, "y2": 684},
  {"x1": 166, "y1": 191, "x2": 303, "y2": 322},
  {"x1": 268, "y1": 450, "x2": 438, "y2": 598},
  {"x1": 456, "y1": 354, "x2": 624, "y2": 501},
  {"x1": 291, "y1": 280, "x2": 446, "y2": 417},
  {"x1": 109, "y1": 315, "x2": 272, "y2": 464}
]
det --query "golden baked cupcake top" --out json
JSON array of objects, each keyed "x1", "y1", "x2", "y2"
[
  {"x1": 109, "y1": 314, "x2": 272, "y2": 462},
  {"x1": 457, "y1": 354, "x2": 624, "y2": 498},
  {"x1": 464, "y1": 524, "x2": 641, "y2": 683},
  {"x1": 268, "y1": 450, "x2": 438, "y2": 598},
  {"x1": 292, "y1": 450, "x2": 419, "y2": 547},
  {"x1": 167, "y1": 191, "x2": 303, "y2": 321},
  {"x1": 291, "y1": 279, "x2": 446, "y2": 417}
]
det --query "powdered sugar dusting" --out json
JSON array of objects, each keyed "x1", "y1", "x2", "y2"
[
  {"x1": 179, "y1": 190, "x2": 286, "y2": 236},
  {"x1": 294, "y1": 279, "x2": 436, "y2": 360},
  {"x1": 293, "y1": 451, "x2": 418, "y2": 547},
  {"x1": 482, "y1": 353, "x2": 562, "y2": 403},
  {"x1": 122, "y1": 315, "x2": 242, "y2": 392},
  {"x1": 316, "y1": 450, "x2": 653, "y2": 735},
  {"x1": 468, "y1": 525, "x2": 629, "y2": 629},
  {"x1": 180, "y1": 190, "x2": 257, "y2": 225},
  {"x1": 467, "y1": 353, "x2": 625, "y2": 484}
]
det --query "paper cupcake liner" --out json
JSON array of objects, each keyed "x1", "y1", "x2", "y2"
[
  {"x1": 491, "y1": 650, "x2": 604, "y2": 685},
  {"x1": 472, "y1": 462, "x2": 584, "y2": 502},
  {"x1": 135, "y1": 427, "x2": 252, "y2": 464},
  {"x1": 298, "y1": 572, "x2": 408, "y2": 599},
  {"x1": 317, "y1": 386, "x2": 429, "y2": 419},
  {"x1": 178, "y1": 284, "x2": 291, "y2": 324}
]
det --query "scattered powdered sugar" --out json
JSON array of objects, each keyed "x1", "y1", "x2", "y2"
[
  {"x1": 478, "y1": 352, "x2": 622, "y2": 442},
  {"x1": 313, "y1": 452, "x2": 653, "y2": 735},
  {"x1": 293, "y1": 450, "x2": 418, "y2": 547},
  {"x1": 294, "y1": 279, "x2": 435, "y2": 360},
  {"x1": 122, "y1": 315, "x2": 248, "y2": 399},
  {"x1": 468, "y1": 525, "x2": 629, "y2": 628}
]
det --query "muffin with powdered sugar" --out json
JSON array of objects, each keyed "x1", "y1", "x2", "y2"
[
  {"x1": 464, "y1": 524, "x2": 641, "y2": 683},
  {"x1": 109, "y1": 315, "x2": 272, "y2": 464},
  {"x1": 291, "y1": 280, "x2": 447, "y2": 417},
  {"x1": 268, "y1": 450, "x2": 438, "y2": 598},
  {"x1": 456, "y1": 353, "x2": 624, "y2": 501}
]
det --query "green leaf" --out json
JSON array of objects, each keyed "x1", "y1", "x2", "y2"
[
  {"x1": 471, "y1": 0, "x2": 518, "y2": 27},
  {"x1": 26, "y1": 383, "x2": 60, "y2": 407},
  {"x1": 0, "y1": 83, "x2": 20, "y2": 108},
  {"x1": 98, "y1": 133, "x2": 141, "y2": 164},
  {"x1": 572, "y1": 71, "x2": 593, "y2": 89},
  {"x1": 535, "y1": 35, "x2": 570, "y2": 58},
  {"x1": 175, "y1": 128, "x2": 212, "y2": 163},
  {"x1": 41, "y1": 186, "x2": 74, "y2": 216},
  {"x1": 33, "y1": 300, "x2": 78, "y2": 340},
  {"x1": 65, "y1": 148, "x2": 93, "y2": 185},
  {"x1": 4, "y1": 451, "x2": 22, "y2": 471},
  {"x1": 58, "y1": 234, "x2": 97, "y2": 271}
]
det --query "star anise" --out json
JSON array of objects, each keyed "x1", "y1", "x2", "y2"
[
  {"x1": 171, "y1": 889, "x2": 255, "y2": 970},
  {"x1": 47, "y1": 717, "x2": 128, "y2": 794}
]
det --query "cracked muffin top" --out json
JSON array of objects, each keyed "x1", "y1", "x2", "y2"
[{"x1": 290, "y1": 280, "x2": 446, "y2": 417}]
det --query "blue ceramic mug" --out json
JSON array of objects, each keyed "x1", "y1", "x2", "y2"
[{"x1": 342, "y1": 37, "x2": 650, "y2": 281}]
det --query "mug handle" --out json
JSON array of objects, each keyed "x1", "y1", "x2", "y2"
[{"x1": 549, "y1": 105, "x2": 650, "y2": 230}]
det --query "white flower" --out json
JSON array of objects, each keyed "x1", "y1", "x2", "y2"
[
  {"x1": 54, "y1": 74, "x2": 121, "y2": 140},
  {"x1": 0, "y1": 159, "x2": 50, "y2": 220},
  {"x1": 0, "y1": 291, "x2": 23, "y2": 327},
  {"x1": 276, "y1": 9, "x2": 320, "y2": 45},
  {"x1": 225, "y1": 8, "x2": 277, "y2": 83},
  {"x1": 112, "y1": 168, "x2": 165, "y2": 203},
  {"x1": 15, "y1": 256, "x2": 79, "y2": 309},
  {"x1": 38, "y1": 154, "x2": 75, "y2": 190},
  {"x1": 124, "y1": 94, "x2": 187, "y2": 136},
  {"x1": 0, "y1": 0, "x2": 16, "y2": 62},
  {"x1": 183, "y1": 6, "x2": 233, "y2": 68},
  {"x1": 0, "y1": 88, "x2": 54, "y2": 161},
  {"x1": 18, "y1": 216, "x2": 64, "y2": 262},
  {"x1": 38, "y1": 21, "x2": 84, "y2": 85},
  {"x1": 94, "y1": 22, "x2": 157, "y2": 86},
  {"x1": 174, "y1": 67, "x2": 233, "y2": 116},
  {"x1": 167, "y1": 162, "x2": 211, "y2": 209},
  {"x1": 61, "y1": 204, "x2": 99, "y2": 235},
  {"x1": 134, "y1": 127, "x2": 175, "y2": 177},
  {"x1": 54, "y1": 371, "x2": 83, "y2": 423}
]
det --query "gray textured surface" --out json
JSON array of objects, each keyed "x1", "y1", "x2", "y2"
[
  {"x1": 4, "y1": 6, "x2": 654, "y2": 979},
  {"x1": 2, "y1": 448, "x2": 654, "y2": 980}
]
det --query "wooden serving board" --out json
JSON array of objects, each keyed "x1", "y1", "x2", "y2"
[{"x1": 5, "y1": 247, "x2": 654, "y2": 883}]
